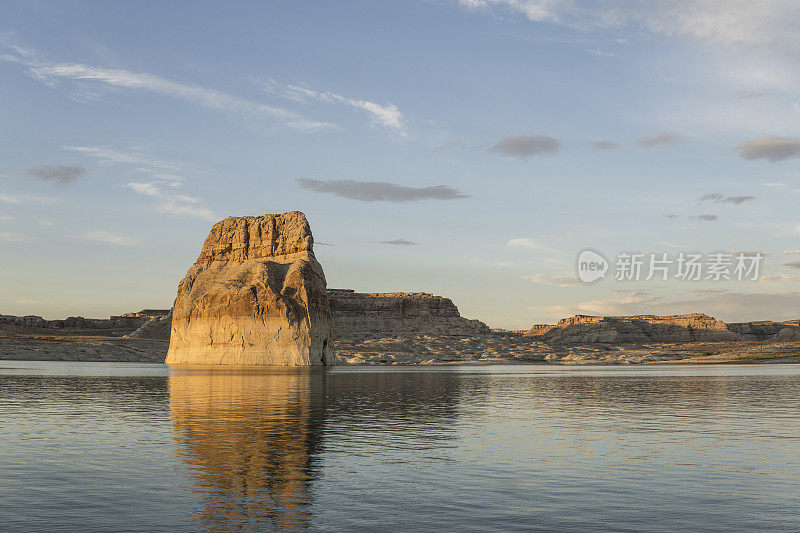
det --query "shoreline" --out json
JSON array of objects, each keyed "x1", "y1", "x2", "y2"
[{"x1": 2, "y1": 331, "x2": 799, "y2": 365}]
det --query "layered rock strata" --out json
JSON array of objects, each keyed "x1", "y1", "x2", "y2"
[
  {"x1": 524, "y1": 313, "x2": 742, "y2": 344},
  {"x1": 327, "y1": 289, "x2": 490, "y2": 336},
  {"x1": 0, "y1": 313, "x2": 157, "y2": 332},
  {"x1": 165, "y1": 212, "x2": 334, "y2": 365}
]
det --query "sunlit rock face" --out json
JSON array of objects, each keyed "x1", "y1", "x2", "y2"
[
  {"x1": 327, "y1": 289, "x2": 490, "y2": 335},
  {"x1": 525, "y1": 313, "x2": 741, "y2": 344},
  {"x1": 165, "y1": 212, "x2": 334, "y2": 365}
]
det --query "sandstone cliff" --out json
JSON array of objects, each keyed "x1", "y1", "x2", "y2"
[
  {"x1": 328, "y1": 289, "x2": 490, "y2": 336},
  {"x1": 165, "y1": 212, "x2": 334, "y2": 365},
  {"x1": 524, "y1": 313, "x2": 741, "y2": 344}
]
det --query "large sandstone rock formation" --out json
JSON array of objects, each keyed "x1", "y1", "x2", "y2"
[
  {"x1": 328, "y1": 289, "x2": 490, "y2": 336},
  {"x1": 166, "y1": 212, "x2": 334, "y2": 365},
  {"x1": 525, "y1": 313, "x2": 741, "y2": 344}
]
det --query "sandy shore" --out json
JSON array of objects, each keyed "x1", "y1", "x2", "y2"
[{"x1": 2, "y1": 327, "x2": 799, "y2": 365}]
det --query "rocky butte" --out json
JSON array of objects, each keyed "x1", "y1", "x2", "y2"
[
  {"x1": 165, "y1": 212, "x2": 335, "y2": 366},
  {"x1": 524, "y1": 313, "x2": 800, "y2": 344},
  {"x1": 327, "y1": 289, "x2": 489, "y2": 336}
]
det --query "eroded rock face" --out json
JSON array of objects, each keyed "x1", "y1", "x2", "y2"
[
  {"x1": 328, "y1": 289, "x2": 490, "y2": 336},
  {"x1": 775, "y1": 326, "x2": 800, "y2": 342},
  {"x1": 525, "y1": 313, "x2": 741, "y2": 344},
  {"x1": 166, "y1": 212, "x2": 334, "y2": 365}
]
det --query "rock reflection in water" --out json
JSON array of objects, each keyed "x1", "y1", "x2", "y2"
[
  {"x1": 168, "y1": 368, "x2": 327, "y2": 531},
  {"x1": 168, "y1": 367, "x2": 469, "y2": 531}
]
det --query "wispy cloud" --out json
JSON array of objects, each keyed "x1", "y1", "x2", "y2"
[
  {"x1": 26, "y1": 164, "x2": 86, "y2": 185},
  {"x1": 433, "y1": 140, "x2": 478, "y2": 151},
  {"x1": 590, "y1": 141, "x2": 618, "y2": 150},
  {"x1": 523, "y1": 273, "x2": 579, "y2": 287},
  {"x1": 506, "y1": 238, "x2": 559, "y2": 253},
  {"x1": 62, "y1": 143, "x2": 215, "y2": 220},
  {"x1": 126, "y1": 182, "x2": 216, "y2": 221},
  {"x1": 735, "y1": 135, "x2": 800, "y2": 162},
  {"x1": 297, "y1": 178, "x2": 468, "y2": 202},
  {"x1": 784, "y1": 261, "x2": 800, "y2": 270},
  {"x1": 65, "y1": 146, "x2": 186, "y2": 187},
  {"x1": 698, "y1": 193, "x2": 755, "y2": 205},
  {"x1": 636, "y1": 132, "x2": 681, "y2": 148},
  {"x1": 533, "y1": 289, "x2": 662, "y2": 319},
  {"x1": 3, "y1": 46, "x2": 333, "y2": 132},
  {"x1": 586, "y1": 48, "x2": 620, "y2": 58},
  {"x1": 0, "y1": 193, "x2": 60, "y2": 204},
  {"x1": 11, "y1": 298, "x2": 38, "y2": 305},
  {"x1": 455, "y1": 1, "x2": 800, "y2": 47},
  {"x1": 0, "y1": 232, "x2": 24, "y2": 243},
  {"x1": 488, "y1": 135, "x2": 562, "y2": 159},
  {"x1": 64, "y1": 145, "x2": 175, "y2": 169},
  {"x1": 378, "y1": 239, "x2": 418, "y2": 246},
  {"x1": 283, "y1": 84, "x2": 405, "y2": 135},
  {"x1": 690, "y1": 214, "x2": 718, "y2": 222},
  {"x1": 84, "y1": 230, "x2": 139, "y2": 246},
  {"x1": 760, "y1": 274, "x2": 800, "y2": 282}
]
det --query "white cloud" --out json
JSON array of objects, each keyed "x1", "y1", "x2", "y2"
[
  {"x1": 0, "y1": 193, "x2": 60, "y2": 204},
  {"x1": 65, "y1": 145, "x2": 187, "y2": 187},
  {"x1": 523, "y1": 273, "x2": 580, "y2": 286},
  {"x1": 127, "y1": 182, "x2": 162, "y2": 197},
  {"x1": 64, "y1": 145, "x2": 175, "y2": 169},
  {"x1": 506, "y1": 238, "x2": 558, "y2": 252},
  {"x1": 586, "y1": 48, "x2": 621, "y2": 58},
  {"x1": 84, "y1": 230, "x2": 139, "y2": 246},
  {"x1": 0, "y1": 232, "x2": 23, "y2": 243},
  {"x1": 759, "y1": 274, "x2": 800, "y2": 282},
  {"x1": 3, "y1": 46, "x2": 335, "y2": 132},
  {"x1": 126, "y1": 182, "x2": 216, "y2": 221},
  {"x1": 62, "y1": 142, "x2": 216, "y2": 221},
  {"x1": 535, "y1": 289, "x2": 662, "y2": 318},
  {"x1": 755, "y1": 222, "x2": 800, "y2": 237},
  {"x1": 458, "y1": 1, "x2": 800, "y2": 136},
  {"x1": 456, "y1": 1, "x2": 800, "y2": 47},
  {"x1": 157, "y1": 195, "x2": 216, "y2": 220},
  {"x1": 284, "y1": 84, "x2": 405, "y2": 135}
]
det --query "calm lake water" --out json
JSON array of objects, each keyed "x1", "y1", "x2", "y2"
[{"x1": 1, "y1": 362, "x2": 799, "y2": 532}]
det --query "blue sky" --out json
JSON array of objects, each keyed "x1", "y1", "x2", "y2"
[{"x1": 1, "y1": 0, "x2": 799, "y2": 328}]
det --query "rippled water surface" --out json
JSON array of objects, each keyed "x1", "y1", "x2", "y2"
[{"x1": 1, "y1": 362, "x2": 799, "y2": 532}]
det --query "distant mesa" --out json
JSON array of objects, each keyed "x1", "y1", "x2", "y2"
[
  {"x1": 524, "y1": 313, "x2": 800, "y2": 344},
  {"x1": 165, "y1": 211, "x2": 334, "y2": 365},
  {"x1": 328, "y1": 289, "x2": 490, "y2": 336},
  {"x1": 0, "y1": 309, "x2": 167, "y2": 332}
]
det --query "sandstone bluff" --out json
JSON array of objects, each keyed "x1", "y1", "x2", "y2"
[
  {"x1": 524, "y1": 313, "x2": 800, "y2": 345},
  {"x1": 165, "y1": 212, "x2": 335, "y2": 366}
]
